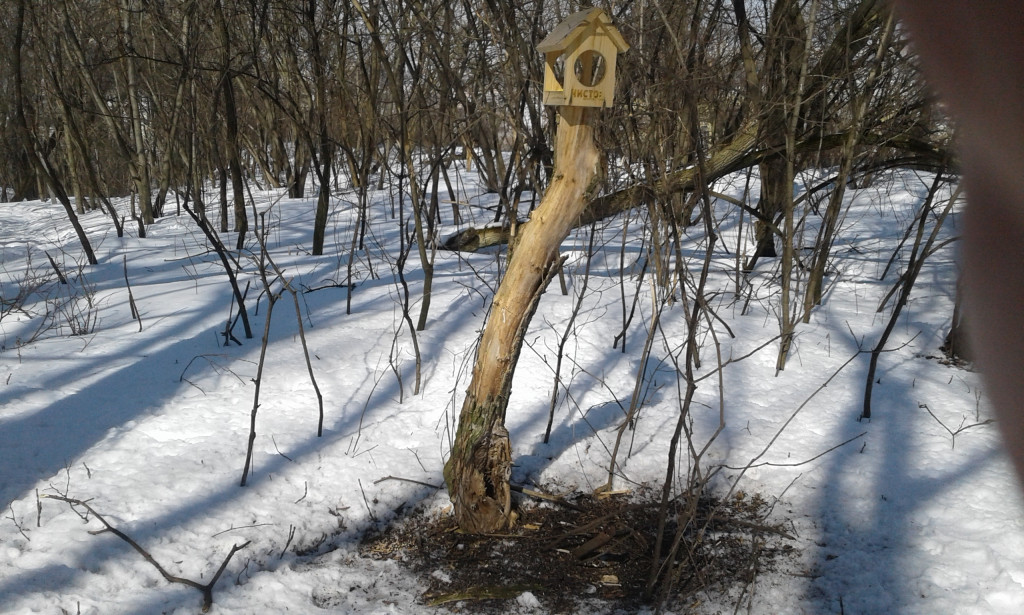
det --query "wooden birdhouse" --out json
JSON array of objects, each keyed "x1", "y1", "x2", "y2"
[{"x1": 537, "y1": 7, "x2": 629, "y2": 108}]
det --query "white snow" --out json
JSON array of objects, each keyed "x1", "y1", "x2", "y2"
[{"x1": 1, "y1": 167, "x2": 1022, "y2": 614}]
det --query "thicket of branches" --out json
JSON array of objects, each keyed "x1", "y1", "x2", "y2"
[
  {"x1": 0, "y1": 0, "x2": 952, "y2": 345},
  {"x1": 2, "y1": 0, "x2": 946, "y2": 232}
]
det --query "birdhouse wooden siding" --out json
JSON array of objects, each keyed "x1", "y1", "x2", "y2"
[{"x1": 537, "y1": 8, "x2": 629, "y2": 108}]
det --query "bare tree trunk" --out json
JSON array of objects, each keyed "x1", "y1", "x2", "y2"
[
  {"x1": 59, "y1": 4, "x2": 150, "y2": 228},
  {"x1": 863, "y1": 175, "x2": 957, "y2": 419},
  {"x1": 311, "y1": 135, "x2": 332, "y2": 255},
  {"x1": 942, "y1": 278, "x2": 971, "y2": 362},
  {"x1": 307, "y1": 0, "x2": 338, "y2": 256},
  {"x1": 214, "y1": 0, "x2": 247, "y2": 249},
  {"x1": 402, "y1": 143, "x2": 435, "y2": 331},
  {"x1": 61, "y1": 120, "x2": 85, "y2": 214},
  {"x1": 11, "y1": 0, "x2": 97, "y2": 265},
  {"x1": 774, "y1": 0, "x2": 816, "y2": 373},
  {"x1": 803, "y1": 10, "x2": 897, "y2": 318},
  {"x1": 444, "y1": 105, "x2": 602, "y2": 534},
  {"x1": 59, "y1": 102, "x2": 125, "y2": 237},
  {"x1": 288, "y1": 139, "x2": 309, "y2": 198},
  {"x1": 152, "y1": 43, "x2": 191, "y2": 218},
  {"x1": 122, "y1": 0, "x2": 153, "y2": 224},
  {"x1": 223, "y1": 72, "x2": 247, "y2": 250}
]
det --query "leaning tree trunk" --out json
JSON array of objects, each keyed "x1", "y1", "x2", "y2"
[{"x1": 443, "y1": 106, "x2": 602, "y2": 534}]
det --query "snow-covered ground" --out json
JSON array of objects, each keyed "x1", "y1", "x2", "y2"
[{"x1": 1, "y1": 168, "x2": 1022, "y2": 614}]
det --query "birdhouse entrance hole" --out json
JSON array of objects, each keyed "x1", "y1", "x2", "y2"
[{"x1": 573, "y1": 50, "x2": 606, "y2": 87}]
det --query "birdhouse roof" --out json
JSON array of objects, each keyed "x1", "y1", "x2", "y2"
[{"x1": 536, "y1": 7, "x2": 629, "y2": 54}]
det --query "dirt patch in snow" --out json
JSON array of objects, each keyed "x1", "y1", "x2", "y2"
[{"x1": 360, "y1": 488, "x2": 798, "y2": 612}]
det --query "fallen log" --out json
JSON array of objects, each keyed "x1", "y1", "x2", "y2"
[
  {"x1": 440, "y1": 123, "x2": 949, "y2": 253},
  {"x1": 441, "y1": 122, "x2": 759, "y2": 252}
]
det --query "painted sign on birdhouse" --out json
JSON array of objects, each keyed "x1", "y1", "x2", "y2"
[{"x1": 537, "y1": 7, "x2": 629, "y2": 108}]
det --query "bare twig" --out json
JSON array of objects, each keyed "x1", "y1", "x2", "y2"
[
  {"x1": 271, "y1": 435, "x2": 294, "y2": 462},
  {"x1": 45, "y1": 251, "x2": 68, "y2": 285},
  {"x1": 509, "y1": 484, "x2": 585, "y2": 512},
  {"x1": 182, "y1": 201, "x2": 253, "y2": 341},
  {"x1": 544, "y1": 225, "x2": 596, "y2": 443},
  {"x1": 721, "y1": 432, "x2": 868, "y2": 470},
  {"x1": 279, "y1": 525, "x2": 296, "y2": 559},
  {"x1": 251, "y1": 210, "x2": 326, "y2": 436},
  {"x1": 210, "y1": 523, "x2": 273, "y2": 538},
  {"x1": 240, "y1": 277, "x2": 277, "y2": 486},
  {"x1": 358, "y1": 479, "x2": 377, "y2": 522},
  {"x1": 863, "y1": 177, "x2": 960, "y2": 419},
  {"x1": 41, "y1": 495, "x2": 249, "y2": 613},
  {"x1": 6, "y1": 503, "x2": 30, "y2": 541},
  {"x1": 372, "y1": 475, "x2": 442, "y2": 489},
  {"x1": 122, "y1": 255, "x2": 142, "y2": 332},
  {"x1": 920, "y1": 403, "x2": 995, "y2": 449}
]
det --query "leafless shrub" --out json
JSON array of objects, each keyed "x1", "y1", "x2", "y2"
[{"x1": 0, "y1": 246, "x2": 51, "y2": 332}]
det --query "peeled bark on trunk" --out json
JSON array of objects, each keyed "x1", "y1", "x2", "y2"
[{"x1": 444, "y1": 106, "x2": 602, "y2": 533}]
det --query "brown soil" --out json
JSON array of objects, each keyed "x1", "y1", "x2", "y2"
[{"x1": 360, "y1": 487, "x2": 797, "y2": 613}]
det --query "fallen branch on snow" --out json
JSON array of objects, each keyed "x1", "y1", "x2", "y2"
[{"x1": 41, "y1": 494, "x2": 249, "y2": 613}]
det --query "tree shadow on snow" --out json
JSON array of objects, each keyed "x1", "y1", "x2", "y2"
[
  {"x1": 0, "y1": 265, "x2": 489, "y2": 612},
  {"x1": 800, "y1": 357, "x2": 1000, "y2": 612}
]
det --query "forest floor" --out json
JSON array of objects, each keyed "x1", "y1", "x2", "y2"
[
  {"x1": 362, "y1": 487, "x2": 796, "y2": 613},
  {"x1": 1, "y1": 167, "x2": 1023, "y2": 614}
]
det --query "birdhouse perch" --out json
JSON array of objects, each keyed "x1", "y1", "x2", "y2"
[{"x1": 537, "y1": 7, "x2": 629, "y2": 108}]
